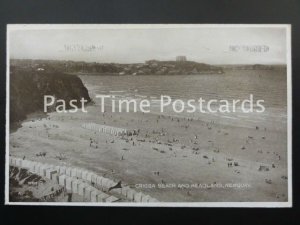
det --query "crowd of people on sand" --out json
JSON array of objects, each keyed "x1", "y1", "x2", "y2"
[
  {"x1": 89, "y1": 137, "x2": 99, "y2": 149},
  {"x1": 26, "y1": 109, "x2": 285, "y2": 200},
  {"x1": 31, "y1": 110, "x2": 283, "y2": 178},
  {"x1": 82, "y1": 112, "x2": 283, "y2": 176}
]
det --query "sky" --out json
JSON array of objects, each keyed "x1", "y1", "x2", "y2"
[{"x1": 8, "y1": 26, "x2": 288, "y2": 65}]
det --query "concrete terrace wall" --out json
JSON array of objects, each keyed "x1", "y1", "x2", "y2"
[{"x1": 9, "y1": 157, "x2": 158, "y2": 203}]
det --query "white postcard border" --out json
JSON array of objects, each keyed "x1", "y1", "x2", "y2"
[{"x1": 5, "y1": 24, "x2": 292, "y2": 207}]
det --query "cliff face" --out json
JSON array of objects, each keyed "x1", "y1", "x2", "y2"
[{"x1": 10, "y1": 69, "x2": 91, "y2": 124}]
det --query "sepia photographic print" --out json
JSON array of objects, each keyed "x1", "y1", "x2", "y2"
[{"x1": 5, "y1": 24, "x2": 292, "y2": 207}]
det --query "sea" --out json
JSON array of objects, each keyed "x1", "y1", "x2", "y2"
[{"x1": 80, "y1": 69, "x2": 287, "y2": 130}]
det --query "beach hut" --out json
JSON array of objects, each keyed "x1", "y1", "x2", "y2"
[
  {"x1": 66, "y1": 177, "x2": 74, "y2": 191},
  {"x1": 78, "y1": 182, "x2": 88, "y2": 196},
  {"x1": 72, "y1": 179, "x2": 80, "y2": 193},
  {"x1": 121, "y1": 186, "x2": 131, "y2": 197},
  {"x1": 76, "y1": 168, "x2": 83, "y2": 179},
  {"x1": 66, "y1": 167, "x2": 72, "y2": 176},
  {"x1": 84, "y1": 186, "x2": 94, "y2": 201},
  {"x1": 58, "y1": 175, "x2": 67, "y2": 186},
  {"x1": 46, "y1": 168, "x2": 58, "y2": 179},
  {"x1": 91, "y1": 190, "x2": 100, "y2": 202},
  {"x1": 133, "y1": 192, "x2": 143, "y2": 202},
  {"x1": 126, "y1": 189, "x2": 136, "y2": 201},
  {"x1": 71, "y1": 168, "x2": 77, "y2": 178},
  {"x1": 82, "y1": 170, "x2": 88, "y2": 180}
]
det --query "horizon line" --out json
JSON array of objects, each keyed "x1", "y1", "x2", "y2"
[{"x1": 9, "y1": 58, "x2": 287, "y2": 66}]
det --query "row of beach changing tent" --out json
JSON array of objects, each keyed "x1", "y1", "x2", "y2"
[
  {"x1": 81, "y1": 123, "x2": 137, "y2": 136},
  {"x1": 10, "y1": 157, "x2": 158, "y2": 203}
]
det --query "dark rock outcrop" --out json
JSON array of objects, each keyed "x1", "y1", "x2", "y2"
[{"x1": 10, "y1": 68, "x2": 91, "y2": 124}]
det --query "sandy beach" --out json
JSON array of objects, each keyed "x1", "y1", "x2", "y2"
[{"x1": 9, "y1": 73, "x2": 288, "y2": 202}]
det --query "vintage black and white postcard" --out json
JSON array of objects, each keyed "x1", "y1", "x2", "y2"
[{"x1": 5, "y1": 24, "x2": 292, "y2": 207}]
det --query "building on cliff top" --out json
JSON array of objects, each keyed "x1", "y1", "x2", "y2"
[{"x1": 176, "y1": 56, "x2": 187, "y2": 62}]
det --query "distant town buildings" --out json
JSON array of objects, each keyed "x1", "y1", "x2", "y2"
[
  {"x1": 11, "y1": 58, "x2": 225, "y2": 76},
  {"x1": 176, "y1": 56, "x2": 187, "y2": 62}
]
